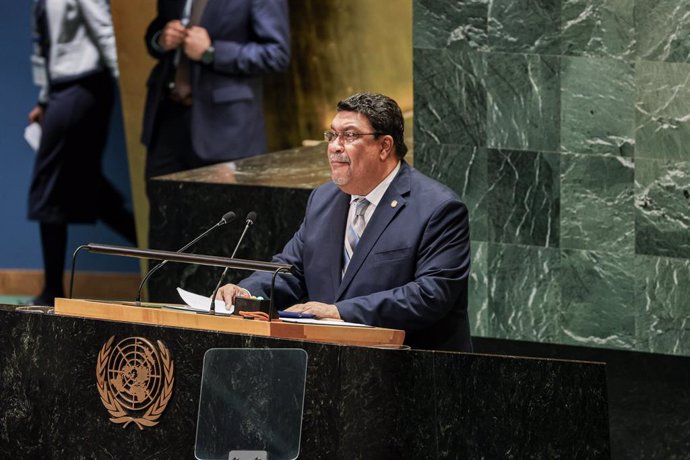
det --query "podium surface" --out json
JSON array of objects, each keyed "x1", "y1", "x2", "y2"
[{"x1": 54, "y1": 298, "x2": 405, "y2": 348}]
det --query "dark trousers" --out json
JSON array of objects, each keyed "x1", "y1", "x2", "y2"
[
  {"x1": 145, "y1": 99, "x2": 216, "y2": 196},
  {"x1": 145, "y1": 98, "x2": 219, "y2": 251}
]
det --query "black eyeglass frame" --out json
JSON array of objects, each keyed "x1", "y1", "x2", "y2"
[{"x1": 323, "y1": 130, "x2": 384, "y2": 143}]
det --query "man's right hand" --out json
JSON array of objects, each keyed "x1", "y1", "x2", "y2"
[
  {"x1": 158, "y1": 20, "x2": 187, "y2": 51},
  {"x1": 28, "y1": 105, "x2": 44, "y2": 124},
  {"x1": 216, "y1": 284, "x2": 251, "y2": 307}
]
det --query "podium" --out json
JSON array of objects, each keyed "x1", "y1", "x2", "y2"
[
  {"x1": 54, "y1": 298, "x2": 406, "y2": 348},
  {"x1": 0, "y1": 303, "x2": 610, "y2": 458}
]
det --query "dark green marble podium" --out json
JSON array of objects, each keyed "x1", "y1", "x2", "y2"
[{"x1": 0, "y1": 305, "x2": 609, "y2": 458}]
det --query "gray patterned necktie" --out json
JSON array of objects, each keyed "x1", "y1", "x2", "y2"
[{"x1": 343, "y1": 198, "x2": 370, "y2": 275}]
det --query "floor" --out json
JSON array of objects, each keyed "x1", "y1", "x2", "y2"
[{"x1": 0, "y1": 295, "x2": 32, "y2": 305}]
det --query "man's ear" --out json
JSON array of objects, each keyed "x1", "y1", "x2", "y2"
[{"x1": 379, "y1": 135, "x2": 394, "y2": 160}]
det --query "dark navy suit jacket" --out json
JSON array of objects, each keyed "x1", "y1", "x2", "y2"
[
  {"x1": 240, "y1": 162, "x2": 472, "y2": 352},
  {"x1": 141, "y1": 0, "x2": 290, "y2": 161}
]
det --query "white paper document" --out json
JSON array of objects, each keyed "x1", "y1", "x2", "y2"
[
  {"x1": 279, "y1": 317, "x2": 373, "y2": 328},
  {"x1": 175, "y1": 287, "x2": 234, "y2": 315},
  {"x1": 24, "y1": 122, "x2": 41, "y2": 152}
]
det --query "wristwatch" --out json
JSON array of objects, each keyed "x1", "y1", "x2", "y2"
[{"x1": 201, "y1": 45, "x2": 215, "y2": 65}]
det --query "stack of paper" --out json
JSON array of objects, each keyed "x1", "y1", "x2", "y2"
[{"x1": 174, "y1": 287, "x2": 234, "y2": 315}]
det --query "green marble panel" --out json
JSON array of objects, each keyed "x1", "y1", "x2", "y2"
[
  {"x1": 561, "y1": 0, "x2": 635, "y2": 59},
  {"x1": 486, "y1": 53, "x2": 560, "y2": 153},
  {"x1": 469, "y1": 241, "x2": 489, "y2": 337},
  {"x1": 636, "y1": 60, "x2": 690, "y2": 161},
  {"x1": 414, "y1": 143, "x2": 488, "y2": 241},
  {"x1": 636, "y1": 0, "x2": 690, "y2": 62},
  {"x1": 413, "y1": 48, "x2": 487, "y2": 146},
  {"x1": 635, "y1": 255, "x2": 690, "y2": 355},
  {"x1": 560, "y1": 56, "x2": 635, "y2": 156},
  {"x1": 635, "y1": 158, "x2": 690, "y2": 259},
  {"x1": 487, "y1": 243, "x2": 560, "y2": 341},
  {"x1": 413, "y1": 0, "x2": 487, "y2": 51},
  {"x1": 560, "y1": 153, "x2": 635, "y2": 253},
  {"x1": 487, "y1": 149, "x2": 560, "y2": 247},
  {"x1": 559, "y1": 249, "x2": 637, "y2": 349},
  {"x1": 487, "y1": 0, "x2": 561, "y2": 54}
]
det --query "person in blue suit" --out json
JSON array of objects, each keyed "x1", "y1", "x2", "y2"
[
  {"x1": 218, "y1": 93, "x2": 472, "y2": 352},
  {"x1": 141, "y1": 0, "x2": 290, "y2": 189}
]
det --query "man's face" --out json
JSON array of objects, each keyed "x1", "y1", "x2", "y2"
[{"x1": 327, "y1": 111, "x2": 387, "y2": 196}]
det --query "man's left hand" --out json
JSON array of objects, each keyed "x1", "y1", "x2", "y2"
[
  {"x1": 285, "y1": 302, "x2": 341, "y2": 320},
  {"x1": 184, "y1": 26, "x2": 211, "y2": 61}
]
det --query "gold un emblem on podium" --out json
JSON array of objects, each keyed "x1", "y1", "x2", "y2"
[{"x1": 96, "y1": 336, "x2": 174, "y2": 429}]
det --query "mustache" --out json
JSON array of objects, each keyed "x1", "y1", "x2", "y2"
[{"x1": 329, "y1": 154, "x2": 351, "y2": 163}]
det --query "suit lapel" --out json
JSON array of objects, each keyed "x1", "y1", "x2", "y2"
[
  {"x1": 323, "y1": 191, "x2": 350, "y2": 299},
  {"x1": 336, "y1": 163, "x2": 411, "y2": 300}
]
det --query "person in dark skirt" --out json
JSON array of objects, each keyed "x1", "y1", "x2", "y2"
[{"x1": 28, "y1": 0, "x2": 136, "y2": 306}]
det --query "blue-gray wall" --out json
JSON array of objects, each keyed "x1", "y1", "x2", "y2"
[
  {"x1": 414, "y1": 0, "x2": 690, "y2": 357},
  {"x1": 0, "y1": 2, "x2": 136, "y2": 272}
]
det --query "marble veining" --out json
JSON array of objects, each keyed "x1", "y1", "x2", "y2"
[
  {"x1": 561, "y1": 0, "x2": 636, "y2": 59},
  {"x1": 636, "y1": 0, "x2": 690, "y2": 62},
  {"x1": 635, "y1": 255, "x2": 690, "y2": 355},
  {"x1": 486, "y1": 52, "x2": 561, "y2": 153},
  {"x1": 487, "y1": 149, "x2": 560, "y2": 247},
  {"x1": 635, "y1": 158, "x2": 690, "y2": 259},
  {"x1": 487, "y1": 0, "x2": 561, "y2": 54},
  {"x1": 414, "y1": 48, "x2": 487, "y2": 146},
  {"x1": 414, "y1": 0, "x2": 690, "y2": 361},
  {"x1": 635, "y1": 60, "x2": 690, "y2": 161},
  {"x1": 560, "y1": 153, "x2": 635, "y2": 253},
  {"x1": 559, "y1": 249, "x2": 637, "y2": 349},
  {"x1": 488, "y1": 243, "x2": 561, "y2": 342},
  {"x1": 470, "y1": 241, "x2": 489, "y2": 336},
  {"x1": 560, "y1": 55, "x2": 635, "y2": 156},
  {"x1": 413, "y1": 0, "x2": 488, "y2": 51}
]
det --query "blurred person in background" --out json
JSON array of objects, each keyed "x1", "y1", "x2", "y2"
[
  {"x1": 141, "y1": 0, "x2": 291, "y2": 194},
  {"x1": 28, "y1": 0, "x2": 136, "y2": 306}
]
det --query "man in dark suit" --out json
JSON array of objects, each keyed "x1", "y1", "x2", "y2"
[
  {"x1": 141, "y1": 0, "x2": 290, "y2": 186},
  {"x1": 218, "y1": 93, "x2": 472, "y2": 352}
]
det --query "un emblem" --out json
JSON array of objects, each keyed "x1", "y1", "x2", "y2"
[{"x1": 96, "y1": 336, "x2": 174, "y2": 429}]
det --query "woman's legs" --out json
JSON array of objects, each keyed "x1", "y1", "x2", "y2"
[{"x1": 35, "y1": 222, "x2": 67, "y2": 305}]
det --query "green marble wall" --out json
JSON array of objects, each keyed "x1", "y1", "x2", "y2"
[{"x1": 414, "y1": 0, "x2": 690, "y2": 356}]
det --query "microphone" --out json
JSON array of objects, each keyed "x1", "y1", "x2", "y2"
[
  {"x1": 135, "y1": 210, "x2": 237, "y2": 303},
  {"x1": 210, "y1": 211, "x2": 257, "y2": 312}
]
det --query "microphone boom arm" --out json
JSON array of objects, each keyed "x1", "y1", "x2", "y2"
[
  {"x1": 135, "y1": 211, "x2": 236, "y2": 302},
  {"x1": 209, "y1": 212, "x2": 256, "y2": 312},
  {"x1": 70, "y1": 243, "x2": 293, "y2": 311}
]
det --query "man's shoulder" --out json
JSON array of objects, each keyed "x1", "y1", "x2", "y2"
[
  {"x1": 404, "y1": 164, "x2": 462, "y2": 205},
  {"x1": 310, "y1": 180, "x2": 342, "y2": 200}
]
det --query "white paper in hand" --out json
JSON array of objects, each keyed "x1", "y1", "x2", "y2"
[
  {"x1": 176, "y1": 287, "x2": 234, "y2": 315},
  {"x1": 24, "y1": 122, "x2": 41, "y2": 152}
]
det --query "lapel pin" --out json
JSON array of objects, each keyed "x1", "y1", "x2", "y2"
[{"x1": 391, "y1": 200, "x2": 398, "y2": 208}]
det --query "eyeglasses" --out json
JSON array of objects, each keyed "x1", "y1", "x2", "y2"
[{"x1": 323, "y1": 130, "x2": 383, "y2": 144}]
